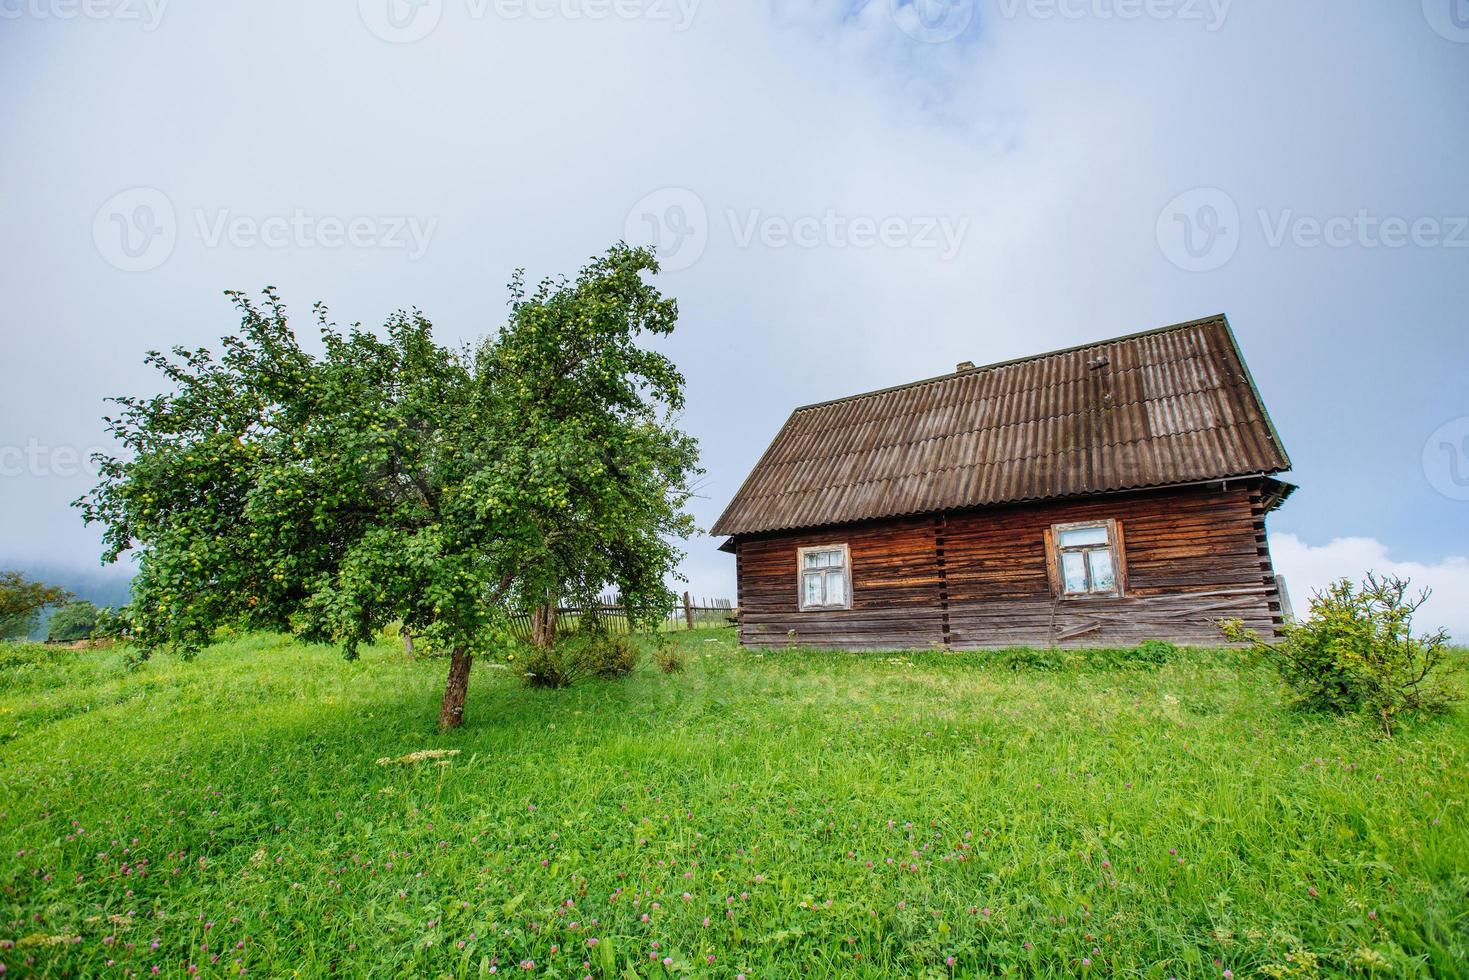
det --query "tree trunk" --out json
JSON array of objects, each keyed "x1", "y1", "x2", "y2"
[
  {"x1": 437, "y1": 648, "x2": 473, "y2": 730},
  {"x1": 530, "y1": 602, "x2": 558, "y2": 649},
  {"x1": 402, "y1": 630, "x2": 415, "y2": 660}
]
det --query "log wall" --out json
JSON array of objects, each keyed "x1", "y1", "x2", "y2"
[{"x1": 734, "y1": 483, "x2": 1284, "y2": 650}]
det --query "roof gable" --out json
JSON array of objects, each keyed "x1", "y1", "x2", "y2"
[{"x1": 711, "y1": 315, "x2": 1290, "y2": 537}]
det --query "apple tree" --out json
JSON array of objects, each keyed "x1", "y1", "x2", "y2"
[{"x1": 78, "y1": 244, "x2": 700, "y2": 728}]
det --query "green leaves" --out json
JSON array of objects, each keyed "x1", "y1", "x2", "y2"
[
  {"x1": 1226, "y1": 574, "x2": 1460, "y2": 734},
  {"x1": 78, "y1": 245, "x2": 700, "y2": 722}
]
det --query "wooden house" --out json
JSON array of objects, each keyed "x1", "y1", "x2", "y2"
[{"x1": 711, "y1": 315, "x2": 1294, "y2": 649}]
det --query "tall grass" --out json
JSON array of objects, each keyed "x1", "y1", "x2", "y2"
[{"x1": 1, "y1": 633, "x2": 1465, "y2": 977}]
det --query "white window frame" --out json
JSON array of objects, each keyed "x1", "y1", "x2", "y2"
[
  {"x1": 796, "y1": 543, "x2": 852, "y2": 611},
  {"x1": 1050, "y1": 519, "x2": 1124, "y2": 599}
]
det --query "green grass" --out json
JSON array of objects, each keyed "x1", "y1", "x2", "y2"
[{"x1": 1, "y1": 632, "x2": 1466, "y2": 978}]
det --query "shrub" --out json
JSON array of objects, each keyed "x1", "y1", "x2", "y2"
[
  {"x1": 1128, "y1": 639, "x2": 1178, "y2": 667},
  {"x1": 1222, "y1": 573, "x2": 1460, "y2": 734},
  {"x1": 522, "y1": 645, "x2": 577, "y2": 689},
  {"x1": 47, "y1": 601, "x2": 100, "y2": 643},
  {"x1": 522, "y1": 634, "x2": 642, "y2": 688},
  {"x1": 584, "y1": 635, "x2": 641, "y2": 678},
  {"x1": 653, "y1": 641, "x2": 685, "y2": 674},
  {"x1": 1004, "y1": 648, "x2": 1064, "y2": 671}
]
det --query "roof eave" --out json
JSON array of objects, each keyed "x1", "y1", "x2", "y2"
[{"x1": 715, "y1": 472, "x2": 1294, "y2": 540}]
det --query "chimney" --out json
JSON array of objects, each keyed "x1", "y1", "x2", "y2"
[{"x1": 955, "y1": 360, "x2": 975, "y2": 372}]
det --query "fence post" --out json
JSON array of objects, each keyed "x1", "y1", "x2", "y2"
[{"x1": 683, "y1": 591, "x2": 694, "y2": 630}]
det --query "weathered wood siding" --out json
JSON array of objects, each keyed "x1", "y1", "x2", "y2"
[
  {"x1": 737, "y1": 516, "x2": 946, "y2": 650},
  {"x1": 734, "y1": 484, "x2": 1283, "y2": 650}
]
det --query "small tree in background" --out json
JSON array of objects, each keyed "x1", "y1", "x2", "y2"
[
  {"x1": 47, "y1": 600, "x2": 101, "y2": 643},
  {"x1": 77, "y1": 244, "x2": 700, "y2": 728},
  {"x1": 0, "y1": 570, "x2": 71, "y2": 642},
  {"x1": 1223, "y1": 573, "x2": 1460, "y2": 734}
]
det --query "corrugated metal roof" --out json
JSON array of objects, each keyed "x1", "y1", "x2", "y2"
[{"x1": 711, "y1": 315, "x2": 1291, "y2": 537}]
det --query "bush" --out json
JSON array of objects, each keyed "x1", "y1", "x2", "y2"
[
  {"x1": 1128, "y1": 639, "x2": 1178, "y2": 667},
  {"x1": 584, "y1": 635, "x2": 641, "y2": 678},
  {"x1": 653, "y1": 641, "x2": 685, "y2": 674},
  {"x1": 1222, "y1": 573, "x2": 1460, "y2": 734},
  {"x1": 522, "y1": 645, "x2": 577, "y2": 689},
  {"x1": 1004, "y1": 648, "x2": 1064, "y2": 671},
  {"x1": 522, "y1": 634, "x2": 642, "y2": 688},
  {"x1": 47, "y1": 601, "x2": 100, "y2": 643}
]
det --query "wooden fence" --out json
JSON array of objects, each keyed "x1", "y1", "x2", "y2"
[{"x1": 505, "y1": 592, "x2": 734, "y2": 642}]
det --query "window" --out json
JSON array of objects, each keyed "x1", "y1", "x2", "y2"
[
  {"x1": 797, "y1": 544, "x2": 851, "y2": 610},
  {"x1": 1050, "y1": 520, "x2": 1124, "y2": 597}
]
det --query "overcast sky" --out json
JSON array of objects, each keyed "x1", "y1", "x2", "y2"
[{"x1": 2, "y1": 0, "x2": 1467, "y2": 634}]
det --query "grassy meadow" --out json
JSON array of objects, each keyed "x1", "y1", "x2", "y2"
[{"x1": 1, "y1": 630, "x2": 1466, "y2": 978}]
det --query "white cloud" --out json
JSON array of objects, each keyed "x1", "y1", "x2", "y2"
[{"x1": 1271, "y1": 534, "x2": 1469, "y2": 642}]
